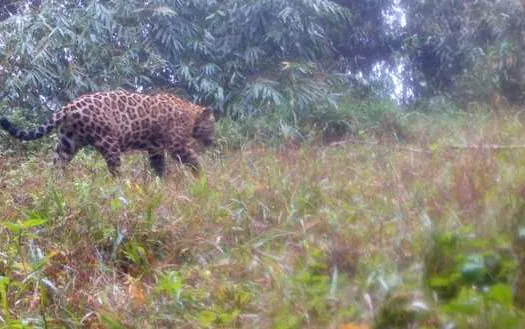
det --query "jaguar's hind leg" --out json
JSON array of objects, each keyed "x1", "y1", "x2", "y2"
[
  {"x1": 148, "y1": 150, "x2": 166, "y2": 177},
  {"x1": 53, "y1": 134, "x2": 81, "y2": 171},
  {"x1": 100, "y1": 149, "x2": 122, "y2": 177}
]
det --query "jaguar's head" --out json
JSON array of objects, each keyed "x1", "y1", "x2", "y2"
[{"x1": 192, "y1": 108, "x2": 216, "y2": 147}]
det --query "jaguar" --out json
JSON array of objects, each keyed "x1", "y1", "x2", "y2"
[{"x1": 0, "y1": 90, "x2": 215, "y2": 177}]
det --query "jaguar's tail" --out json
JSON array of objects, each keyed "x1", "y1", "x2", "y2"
[{"x1": 0, "y1": 111, "x2": 64, "y2": 141}]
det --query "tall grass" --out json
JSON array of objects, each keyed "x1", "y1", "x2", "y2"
[{"x1": 0, "y1": 108, "x2": 525, "y2": 328}]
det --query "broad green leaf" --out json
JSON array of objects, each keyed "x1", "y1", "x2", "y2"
[
  {"x1": 19, "y1": 218, "x2": 47, "y2": 229},
  {"x1": 486, "y1": 284, "x2": 513, "y2": 306}
]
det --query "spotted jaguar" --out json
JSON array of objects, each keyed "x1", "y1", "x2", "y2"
[{"x1": 0, "y1": 90, "x2": 215, "y2": 177}]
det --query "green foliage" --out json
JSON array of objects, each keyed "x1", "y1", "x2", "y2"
[
  {"x1": 215, "y1": 94, "x2": 400, "y2": 148},
  {"x1": 2, "y1": 0, "x2": 525, "y2": 117},
  {"x1": 0, "y1": 1, "x2": 163, "y2": 107},
  {"x1": 440, "y1": 285, "x2": 525, "y2": 329},
  {"x1": 155, "y1": 270, "x2": 183, "y2": 298},
  {"x1": 0, "y1": 0, "x2": 358, "y2": 118},
  {"x1": 424, "y1": 229, "x2": 516, "y2": 300},
  {"x1": 270, "y1": 249, "x2": 335, "y2": 328},
  {"x1": 197, "y1": 284, "x2": 252, "y2": 328},
  {"x1": 400, "y1": 0, "x2": 525, "y2": 104}
]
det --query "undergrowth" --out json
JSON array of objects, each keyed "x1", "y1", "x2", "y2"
[
  {"x1": 1, "y1": 109, "x2": 525, "y2": 328},
  {"x1": 214, "y1": 95, "x2": 400, "y2": 149}
]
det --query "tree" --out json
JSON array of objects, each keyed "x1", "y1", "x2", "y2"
[
  {"x1": 5, "y1": 0, "x2": 523, "y2": 118},
  {"x1": 399, "y1": 0, "x2": 525, "y2": 104},
  {"x1": 0, "y1": 0, "x2": 399, "y2": 119}
]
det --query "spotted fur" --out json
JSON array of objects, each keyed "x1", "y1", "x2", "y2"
[{"x1": 0, "y1": 90, "x2": 215, "y2": 177}]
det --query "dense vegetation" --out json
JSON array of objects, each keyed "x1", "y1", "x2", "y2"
[
  {"x1": 2, "y1": 0, "x2": 525, "y2": 328},
  {"x1": 2, "y1": 112, "x2": 525, "y2": 328},
  {"x1": 2, "y1": 0, "x2": 525, "y2": 115}
]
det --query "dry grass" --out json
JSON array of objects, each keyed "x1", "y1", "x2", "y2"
[{"x1": 1, "y1": 112, "x2": 525, "y2": 328}]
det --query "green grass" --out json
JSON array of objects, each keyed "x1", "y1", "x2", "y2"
[{"x1": 1, "y1": 111, "x2": 525, "y2": 328}]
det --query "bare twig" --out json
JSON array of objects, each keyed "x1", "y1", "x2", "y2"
[
  {"x1": 330, "y1": 139, "x2": 525, "y2": 153},
  {"x1": 329, "y1": 139, "x2": 433, "y2": 154},
  {"x1": 449, "y1": 144, "x2": 525, "y2": 150}
]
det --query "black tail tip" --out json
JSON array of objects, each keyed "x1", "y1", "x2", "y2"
[{"x1": 0, "y1": 117, "x2": 11, "y2": 130}]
